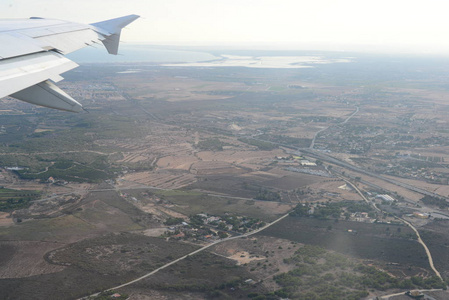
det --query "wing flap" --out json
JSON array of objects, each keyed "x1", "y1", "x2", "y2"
[
  {"x1": 11, "y1": 80, "x2": 82, "y2": 112},
  {"x1": 0, "y1": 33, "x2": 44, "y2": 59},
  {"x1": 34, "y1": 29, "x2": 102, "y2": 54},
  {"x1": 0, "y1": 51, "x2": 78, "y2": 99}
]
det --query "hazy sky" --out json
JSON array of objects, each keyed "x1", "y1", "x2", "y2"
[{"x1": 1, "y1": 0, "x2": 449, "y2": 54}]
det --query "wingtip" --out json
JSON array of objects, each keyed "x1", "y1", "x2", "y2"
[{"x1": 91, "y1": 14, "x2": 140, "y2": 35}]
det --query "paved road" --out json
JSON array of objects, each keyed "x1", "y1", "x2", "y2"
[
  {"x1": 340, "y1": 177, "x2": 380, "y2": 212},
  {"x1": 80, "y1": 212, "x2": 290, "y2": 299},
  {"x1": 342, "y1": 175, "x2": 443, "y2": 281}
]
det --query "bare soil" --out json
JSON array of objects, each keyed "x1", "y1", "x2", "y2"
[{"x1": 0, "y1": 241, "x2": 65, "y2": 278}]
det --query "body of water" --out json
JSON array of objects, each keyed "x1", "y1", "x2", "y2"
[{"x1": 67, "y1": 44, "x2": 218, "y2": 63}]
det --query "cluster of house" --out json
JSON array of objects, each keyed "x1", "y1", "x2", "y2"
[
  {"x1": 166, "y1": 213, "x2": 264, "y2": 242},
  {"x1": 47, "y1": 177, "x2": 68, "y2": 186},
  {"x1": 349, "y1": 211, "x2": 375, "y2": 223}
]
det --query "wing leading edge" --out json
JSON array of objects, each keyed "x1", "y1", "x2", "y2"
[{"x1": 0, "y1": 14, "x2": 139, "y2": 112}]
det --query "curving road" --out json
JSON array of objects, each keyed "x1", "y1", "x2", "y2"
[
  {"x1": 342, "y1": 175, "x2": 443, "y2": 281},
  {"x1": 397, "y1": 217, "x2": 443, "y2": 280}
]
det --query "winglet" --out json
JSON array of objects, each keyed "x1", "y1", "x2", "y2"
[{"x1": 91, "y1": 15, "x2": 139, "y2": 55}]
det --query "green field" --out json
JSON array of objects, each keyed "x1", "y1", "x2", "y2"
[{"x1": 0, "y1": 188, "x2": 41, "y2": 211}]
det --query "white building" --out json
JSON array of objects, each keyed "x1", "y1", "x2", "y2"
[{"x1": 377, "y1": 194, "x2": 395, "y2": 202}]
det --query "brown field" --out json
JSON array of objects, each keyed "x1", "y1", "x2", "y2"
[
  {"x1": 262, "y1": 168, "x2": 328, "y2": 190},
  {"x1": 140, "y1": 202, "x2": 187, "y2": 220},
  {"x1": 119, "y1": 153, "x2": 150, "y2": 163},
  {"x1": 196, "y1": 149, "x2": 283, "y2": 164},
  {"x1": 156, "y1": 155, "x2": 199, "y2": 170},
  {"x1": 263, "y1": 174, "x2": 325, "y2": 190},
  {"x1": 0, "y1": 212, "x2": 13, "y2": 227},
  {"x1": 226, "y1": 250, "x2": 266, "y2": 265},
  {"x1": 121, "y1": 171, "x2": 197, "y2": 189},
  {"x1": 150, "y1": 142, "x2": 194, "y2": 157},
  {"x1": 191, "y1": 161, "x2": 246, "y2": 175},
  {"x1": 0, "y1": 241, "x2": 65, "y2": 278},
  {"x1": 283, "y1": 125, "x2": 326, "y2": 139},
  {"x1": 247, "y1": 201, "x2": 293, "y2": 215},
  {"x1": 142, "y1": 227, "x2": 169, "y2": 237},
  {"x1": 307, "y1": 180, "x2": 364, "y2": 201},
  {"x1": 239, "y1": 170, "x2": 284, "y2": 182},
  {"x1": 383, "y1": 174, "x2": 449, "y2": 197}
]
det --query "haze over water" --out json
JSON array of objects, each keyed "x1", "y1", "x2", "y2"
[{"x1": 68, "y1": 44, "x2": 218, "y2": 64}]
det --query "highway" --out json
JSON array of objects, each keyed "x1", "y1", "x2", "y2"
[
  {"x1": 300, "y1": 147, "x2": 449, "y2": 201},
  {"x1": 251, "y1": 133, "x2": 449, "y2": 200}
]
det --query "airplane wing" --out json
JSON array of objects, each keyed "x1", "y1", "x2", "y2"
[{"x1": 0, "y1": 15, "x2": 139, "y2": 112}]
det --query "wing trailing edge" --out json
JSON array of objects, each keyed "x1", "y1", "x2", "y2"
[
  {"x1": 0, "y1": 51, "x2": 78, "y2": 100},
  {"x1": 11, "y1": 80, "x2": 83, "y2": 112}
]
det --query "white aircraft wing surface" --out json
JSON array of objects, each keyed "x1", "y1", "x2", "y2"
[{"x1": 0, "y1": 15, "x2": 139, "y2": 112}]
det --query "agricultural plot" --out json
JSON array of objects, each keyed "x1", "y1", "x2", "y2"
[
  {"x1": 118, "y1": 153, "x2": 149, "y2": 163},
  {"x1": 156, "y1": 155, "x2": 199, "y2": 170},
  {"x1": 0, "y1": 188, "x2": 41, "y2": 211},
  {"x1": 121, "y1": 170, "x2": 197, "y2": 189},
  {"x1": 190, "y1": 161, "x2": 245, "y2": 175}
]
